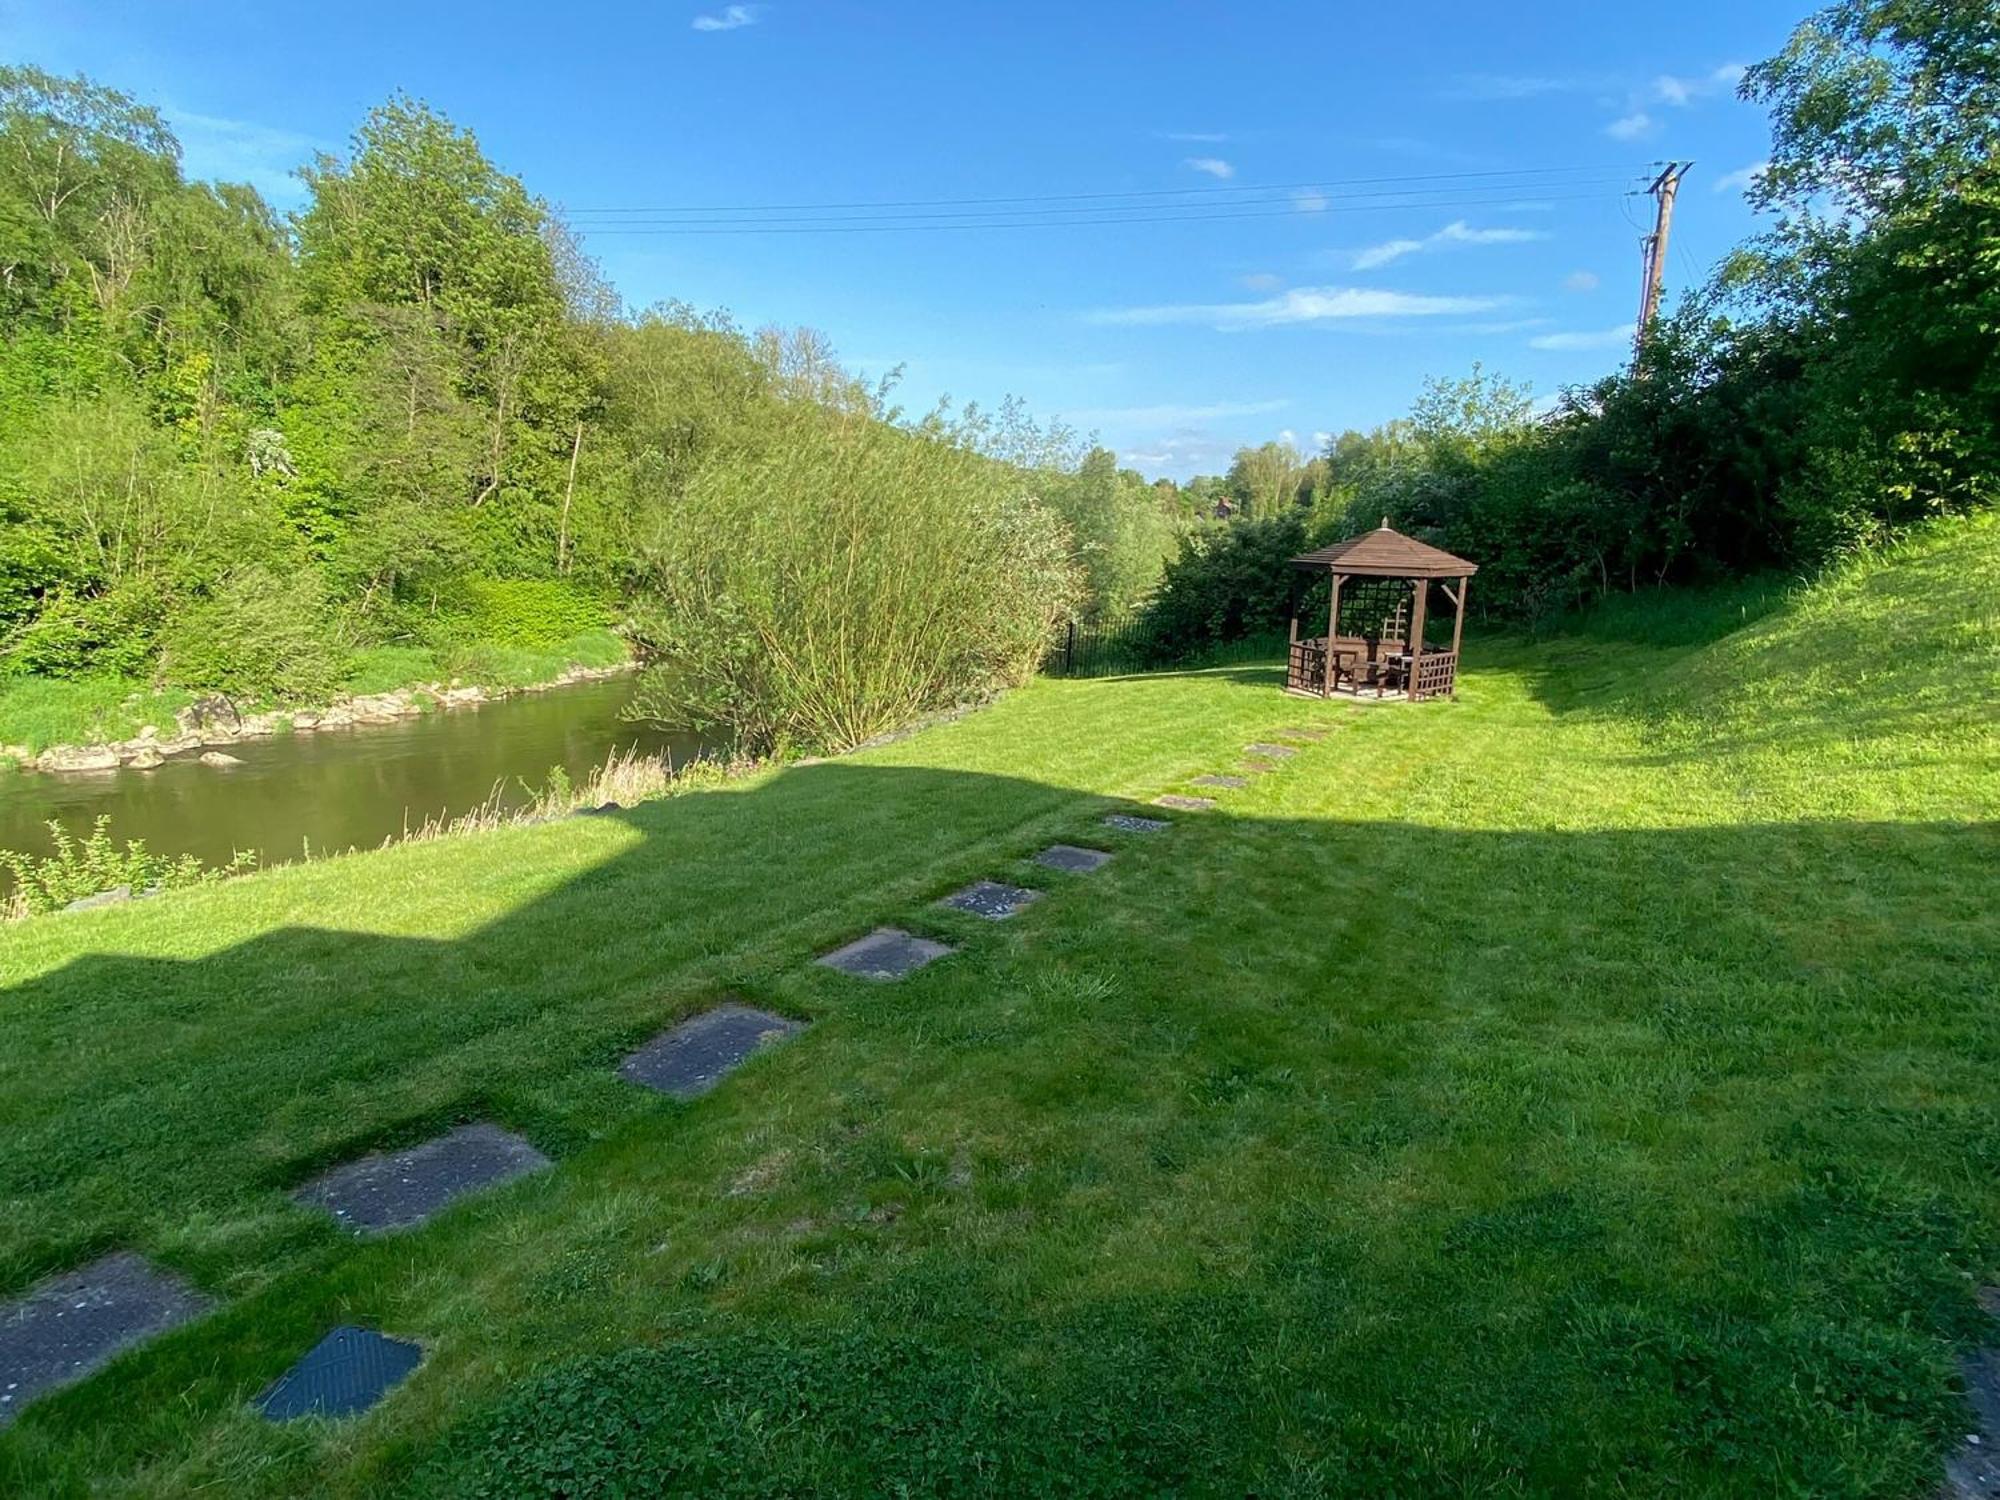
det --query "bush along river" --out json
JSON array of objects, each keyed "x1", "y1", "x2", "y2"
[{"x1": 0, "y1": 673, "x2": 708, "y2": 884}]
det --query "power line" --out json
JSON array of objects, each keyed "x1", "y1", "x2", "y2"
[
  {"x1": 575, "y1": 191, "x2": 1637, "y2": 237},
  {"x1": 571, "y1": 179, "x2": 1638, "y2": 231},
  {"x1": 563, "y1": 162, "x2": 1653, "y2": 219}
]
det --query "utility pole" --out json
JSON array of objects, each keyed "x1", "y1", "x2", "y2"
[{"x1": 1634, "y1": 162, "x2": 1690, "y2": 359}]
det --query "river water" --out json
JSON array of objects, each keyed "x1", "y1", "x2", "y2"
[{"x1": 0, "y1": 677, "x2": 708, "y2": 879}]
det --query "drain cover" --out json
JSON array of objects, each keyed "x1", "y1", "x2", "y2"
[{"x1": 256, "y1": 1325, "x2": 422, "y2": 1421}]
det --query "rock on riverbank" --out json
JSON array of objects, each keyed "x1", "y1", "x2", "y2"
[{"x1": 13, "y1": 662, "x2": 636, "y2": 775}]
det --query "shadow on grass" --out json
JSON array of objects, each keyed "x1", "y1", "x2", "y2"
[{"x1": 1, "y1": 757, "x2": 1996, "y2": 1495}]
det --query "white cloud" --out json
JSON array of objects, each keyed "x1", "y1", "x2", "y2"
[
  {"x1": 1159, "y1": 130, "x2": 1228, "y2": 143},
  {"x1": 1654, "y1": 63, "x2": 1747, "y2": 106},
  {"x1": 1291, "y1": 187, "x2": 1329, "y2": 213},
  {"x1": 1563, "y1": 269, "x2": 1600, "y2": 293},
  {"x1": 1352, "y1": 237, "x2": 1425, "y2": 271},
  {"x1": 1184, "y1": 157, "x2": 1235, "y2": 179},
  {"x1": 1240, "y1": 271, "x2": 1283, "y2": 292},
  {"x1": 1442, "y1": 73, "x2": 1601, "y2": 101},
  {"x1": 1087, "y1": 286, "x2": 1510, "y2": 331},
  {"x1": 1312, "y1": 430, "x2": 1333, "y2": 448},
  {"x1": 1713, "y1": 161, "x2": 1770, "y2": 194},
  {"x1": 692, "y1": 5, "x2": 759, "y2": 31},
  {"x1": 1065, "y1": 398, "x2": 1291, "y2": 425},
  {"x1": 1352, "y1": 219, "x2": 1546, "y2": 270},
  {"x1": 165, "y1": 108, "x2": 319, "y2": 205},
  {"x1": 1605, "y1": 112, "x2": 1655, "y2": 141},
  {"x1": 1529, "y1": 324, "x2": 1637, "y2": 351}
]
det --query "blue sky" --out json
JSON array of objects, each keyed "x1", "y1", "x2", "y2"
[{"x1": 4, "y1": 0, "x2": 1798, "y2": 477}]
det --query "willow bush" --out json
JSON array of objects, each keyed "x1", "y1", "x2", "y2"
[{"x1": 625, "y1": 406, "x2": 1080, "y2": 754}]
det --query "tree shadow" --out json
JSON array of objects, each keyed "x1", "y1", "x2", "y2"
[{"x1": 1, "y1": 759, "x2": 1996, "y2": 1493}]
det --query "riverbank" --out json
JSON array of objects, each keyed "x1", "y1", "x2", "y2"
[{"x1": 0, "y1": 631, "x2": 634, "y2": 774}]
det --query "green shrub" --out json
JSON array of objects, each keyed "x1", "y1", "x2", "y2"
[
  {"x1": 626, "y1": 407, "x2": 1080, "y2": 752},
  {"x1": 157, "y1": 565, "x2": 350, "y2": 702},
  {"x1": 433, "y1": 578, "x2": 612, "y2": 649},
  {"x1": 1133, "y1": 512, "x2": 1310, "y2": 664},
  {"x1": 2, "y1": 815, "x2": 255, "y2": 916},
  {"x1": 1, "y1": 577, "x2": 167, "y2": 679}
]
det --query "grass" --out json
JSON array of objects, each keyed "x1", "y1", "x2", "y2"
[
  {"x1": 0, "y1": 631, "x2": 629, "y2": 759},
  {"x1": 0, "y1": 677, "x2": 194, "y2": 756},
  {"x1": 0, "y1": 516, "x2": 1996, "y2": 1496}
]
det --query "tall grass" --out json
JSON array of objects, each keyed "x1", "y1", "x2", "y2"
[{"x1": 625, "y1": 406, "x2": 1081, "y2": 753}]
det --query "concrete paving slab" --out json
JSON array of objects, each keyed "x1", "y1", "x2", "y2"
[
  {"x1": 816, "y1": 927, "x2": 954, "y2": 980},
  {"x1": 1035, "y1": 844, "x2": 1113, "y2": 873},
  {"x1": 1102, "y1": 814, "x2": 1171, "y2": 833},
  {"x1": 293, "y1": 1123, "x2": 551, "y2": 1234},
  {"x1": 0, "y1": 1253, "x2": 209, "y2": 1427},
  {"x1": 620, "y1": 1003, "x2": 806, "y2": 1098},
  {"x1": 937, "y1": 881, "x2": 1042, "y2": 920}
]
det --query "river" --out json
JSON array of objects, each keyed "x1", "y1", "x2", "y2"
[{"x1": 0, "y1": 677, "x2": 708, "y2": 881}]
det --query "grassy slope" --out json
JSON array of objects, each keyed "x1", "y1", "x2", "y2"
[{"x1": 0, "y1": 517, "x2": 1995, "y2": 1496}]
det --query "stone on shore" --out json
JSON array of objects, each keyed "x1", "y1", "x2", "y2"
[
  {"x1": 37, "y1": 745, "x2": 120, "y2": 773},
  {"x1": 64, "y1": 885, "x2": 132, "y2": 912}
]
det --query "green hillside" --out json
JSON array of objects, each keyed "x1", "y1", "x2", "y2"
[{"x1": 1, "y1": 518, "x2": 1995, "y2": 1497}]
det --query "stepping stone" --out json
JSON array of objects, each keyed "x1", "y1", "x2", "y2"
[
  {"x1": 1035, "y1": 844, "x2": 1112, "y2": 874},
  {"x1": 620, "y1": 1003, "x2": 806, "y2": 1098},
  {"x1": 256, "y1": 1325, "x2": 422, "y2": 1421},
  {"x1": 293, "y1": 1123, "x2": 551, "y2": 1234},
  {"x1": 937, "y1": 881, "x2": 1042, "y2": 920},
  {"x1": 1240, "y1": 759, "x2": 1279, "y2": 775},
  {"x1": 1245, "y1": 743, "x2": 1298, "y2": 758},
  {"x1": 817, "y1": 927, "x2": 954, "y2": 981},
  {"x1": 1946, "y1": 1343, "x2": 2000, "y2": 1498},
  {"x1": 1154, "y1": 795, "x2": 1215, "y2": 811},
  {"x1": 1102, "y1": 814, "x2": 1171, "y2": 833},
  {"x1": 0, "y1": 1253, "x2": 209, "y2": 1427},
  {"x1": 1190, "y1": 774, "x2": 1247, "y2": 790}
]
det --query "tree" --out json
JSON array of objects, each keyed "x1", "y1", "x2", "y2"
[{"x1": 1224, "y1": 440, "x2": 1307, "y2": 519}]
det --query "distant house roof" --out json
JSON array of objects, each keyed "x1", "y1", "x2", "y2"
[{"x1": 1289, "y1": 522, "x2": 1477, "y2": 579}]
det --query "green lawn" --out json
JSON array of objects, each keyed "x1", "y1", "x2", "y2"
[{"x1": 2, "y1": 517, "x2": 1996, "y2": 1497}]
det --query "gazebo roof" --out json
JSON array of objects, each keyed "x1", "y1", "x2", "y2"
[{"x1": 1289, "y1": 522, "x2": 1477, "y2": 579}]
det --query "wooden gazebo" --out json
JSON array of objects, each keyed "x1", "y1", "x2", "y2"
[{"x1": 1284, "y1": 522, "x2": 1477, "y2": 702}]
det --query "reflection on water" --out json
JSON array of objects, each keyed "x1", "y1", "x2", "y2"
[{"x1": 0, "y1": 677, "x2": 706, "y2": 878}]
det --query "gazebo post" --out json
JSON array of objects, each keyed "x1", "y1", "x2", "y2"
[
  {"x1": 1450, "y1": 575, "x2": 1468, "y2": 670},
  {"x1": 1321, "y1": 571, "x2": 1343, "y2": 698},
  {"x1": 1407, "y1": 577, "x2": 1429, "y2": 701},
  {"x1": 1286, "y1": 574, "x2": 1300, "y2": 690}
]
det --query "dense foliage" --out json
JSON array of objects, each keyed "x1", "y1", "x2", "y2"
[
  {"x1": 1156, "y1": 0, "x2": 1998, "y2": 633},
  {"x1": 0, "y1": 71, "x2": 1139, "y2": 751}
]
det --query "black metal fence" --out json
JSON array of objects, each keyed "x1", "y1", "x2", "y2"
[
  {"x1": 1042, "y1": 611, "x2": 1151, "y2": 677},
  {"x1": 1041, "y1": 613, "x2": 1291, "y2": 679}
]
